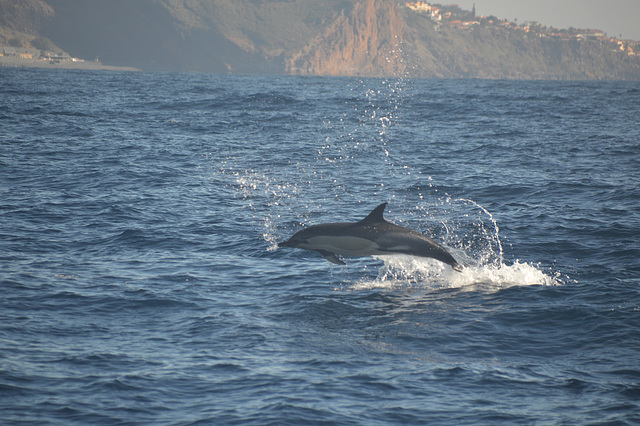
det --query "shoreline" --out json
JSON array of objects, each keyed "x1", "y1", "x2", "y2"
[{"x1": 0, "y1": 56, "x2": 139, "y2": 72}]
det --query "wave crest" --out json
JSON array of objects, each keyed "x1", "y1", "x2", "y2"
[{"x1": 349, "y1": 255, "x2": 561, "y2": 291}]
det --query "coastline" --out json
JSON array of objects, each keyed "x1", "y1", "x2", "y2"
[{"x1": 0, "y1": 56, "x2": 139, "y2": 72}]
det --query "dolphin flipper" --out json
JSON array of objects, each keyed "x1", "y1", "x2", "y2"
[{"x1": 318, "y1": 250, "x2": 346, "y2": 265}]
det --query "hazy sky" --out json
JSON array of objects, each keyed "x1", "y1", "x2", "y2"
[{"x1": 453, "y1": 0, "x2": 640, "y2": 41}]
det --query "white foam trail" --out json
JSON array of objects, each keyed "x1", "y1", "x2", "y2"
[{"x1": 349, "y1": 255, "x2": 560, "y2": 291}]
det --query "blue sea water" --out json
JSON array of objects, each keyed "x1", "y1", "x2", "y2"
[{"x1": 1, "y1": 68, "x2": 639, "y2": 424}]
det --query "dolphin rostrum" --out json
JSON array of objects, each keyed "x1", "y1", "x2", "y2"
[{"x1": 279, "y1": 203, "x2": 463, "y2": 272}]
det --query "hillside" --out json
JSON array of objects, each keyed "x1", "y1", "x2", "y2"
[
  {"x1": 399, "y1": 6, "x2": 640, "y2": 80},
  {"x1": 35, "y1": 0, "x2": 349, "y2": 73},
  {"x1": 0, "y1": 0, "x2": 56, "y2": 49},
  {"x1": 1, "y1": 0, "x2": 639, "y2": 79}
]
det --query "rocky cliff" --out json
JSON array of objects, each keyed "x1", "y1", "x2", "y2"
[
  {"x1": 286, "y1": 2, "x2": 640, "y2": 80},
  {"x1": 2, "y1": 0, "x2": 639, "y2": 80},
  {"x1": 286, "y1": 0, "x2": 405, "y2": 76}
]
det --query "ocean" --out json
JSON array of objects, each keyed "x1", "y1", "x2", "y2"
[{"x1": 1, "y1": 68, "x2": 639, "y2": 424}]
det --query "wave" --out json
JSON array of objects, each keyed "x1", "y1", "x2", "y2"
[{"x1": 349, "y1": 255, "x2": 561, "y2": 292}]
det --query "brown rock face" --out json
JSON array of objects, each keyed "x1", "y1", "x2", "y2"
[{"x1": 286, "y1": 0, "x2": 405, "y2": 77}]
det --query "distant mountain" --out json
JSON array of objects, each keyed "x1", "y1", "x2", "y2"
[
  {"x1": 35, "y1": 0, "x2": 349, "y2": 73},
  {"x1": 2, "y1": 0, "x2": 639, "y2": 80}
]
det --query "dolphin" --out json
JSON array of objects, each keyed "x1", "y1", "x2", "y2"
[{"x1": 279, "y1": 203, "x2": 463, "y2": 272}]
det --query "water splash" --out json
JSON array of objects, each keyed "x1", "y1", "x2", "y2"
[
  {"x1": 349, "y1": 255, "x2": 561, "y2": 292},
  {"x1": 208, "y1": 77, "x2": 564, "y2": 292},
  {"x1": 456, "y1": 198, "x2": 504, "y2": 265},
  {"x1": 344, "y1": 197, "x2": 562, "y2": 291},
  {"x1": 319, "y1": 77, "x2": 407, "y2": 166}
]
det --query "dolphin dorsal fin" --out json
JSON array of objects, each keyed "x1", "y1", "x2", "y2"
[{"x1": 360, "y1": 202, "x2": 388, "y2": 224}]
